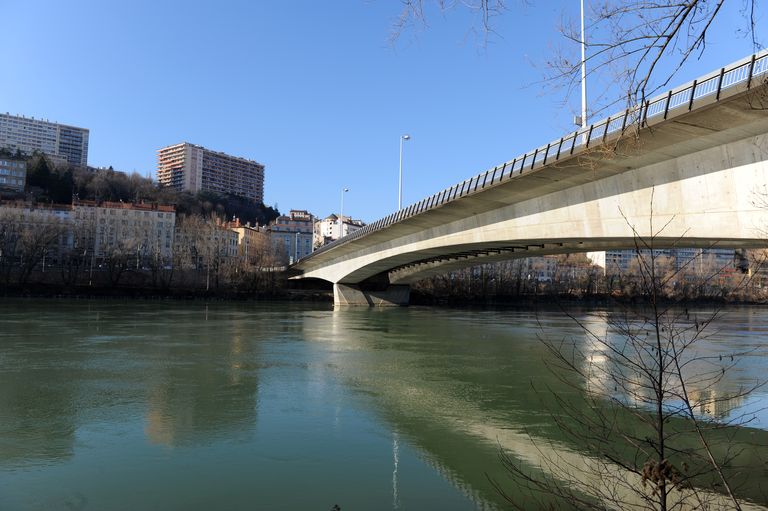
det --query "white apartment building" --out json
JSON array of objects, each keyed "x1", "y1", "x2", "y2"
[
  {"x1": 0, "y1": 113, "x2": 89, "y2": 166},
  {"x1": 605, "y1": 248, "x2": 736, "y2": 275},
  {"x1": 157, "y1": 142, "x2": 264, "y2": 203},
  {"x1": 313, "y1": 214, "x2": 365, "y2": 247}
]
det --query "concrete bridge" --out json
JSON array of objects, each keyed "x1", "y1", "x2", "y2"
[{"x1": 292, "y1": 51, "x2": 768, "y2": 306}]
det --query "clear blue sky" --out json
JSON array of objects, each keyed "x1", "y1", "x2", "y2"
[{"x1": 2, "y1": 1, "x2": 763, "y2": 222}]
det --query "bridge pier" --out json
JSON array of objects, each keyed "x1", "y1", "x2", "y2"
[{"x1": 333, "y1": 284, "x2": 410, "y2": 307}]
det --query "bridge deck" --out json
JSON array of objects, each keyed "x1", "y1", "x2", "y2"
[{"x1": 294, "y1": 51, "x2": 768, "y2": 283}]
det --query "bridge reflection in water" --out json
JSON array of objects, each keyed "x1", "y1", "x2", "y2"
[
  {"x1": 304, "y1": 307, "x2": 768, "y2": 509},
  {"x1": 1, "y1": 302, "x2": 767, "y2": 509}
]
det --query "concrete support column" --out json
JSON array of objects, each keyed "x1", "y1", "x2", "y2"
[{"x1": 333, "y1": 284, "x2": 410, "y2": 307}]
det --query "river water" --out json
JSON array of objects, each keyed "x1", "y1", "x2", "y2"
[{"x1": 1, "y1": 299, "x2": 767, "y2": 510}]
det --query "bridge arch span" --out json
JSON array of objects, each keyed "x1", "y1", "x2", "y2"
[
  {"x1": 291, "y1": 53, "x2": 768, "y2": 305},
  {"x1": 297, "y1": 133, "x2": 768, "y2": 287}
]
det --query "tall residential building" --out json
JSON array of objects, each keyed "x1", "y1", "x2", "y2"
[
  {"x1": 0, "y1": 113, "x2": 89, "y2": 166},
  {"x1": 156, "y1": 142, "x2": 264, "y2": 203}
]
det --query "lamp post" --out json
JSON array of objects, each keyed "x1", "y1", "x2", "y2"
[
  {"x1": 577, "y1": 0, "x2": 588, "y2": 133},
  {"x1": 398, "y1": 134, "x2": 410, "y2": 210},
  {"x1": 339, "y1": 187, "x2": 349, "y2": 239}
]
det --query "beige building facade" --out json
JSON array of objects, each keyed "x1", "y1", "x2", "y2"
[
  {"x1": 73, "y1": 201, "x2": 176, "y2": 259},
  {"x1": 225, "y1": 219, "x2": 271, "y2": 261}
]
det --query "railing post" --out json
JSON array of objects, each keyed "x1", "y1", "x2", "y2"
[
  {"x1": 688, "y1": 80, "x2": 697, "y2": 110},
  {"x1": 555, "y1": 137, "x2": 564, "y2": 160},
  {"x1": 570, "y1": 132, "x2": 578, "y2": 154},
  {"x1": 663, "y1": 90, "x2": 673, "y2": 119},
  {"x1": 585, "y1": 124, "x2": 595, "y2": 148},
  {"x1": 542, "y1": 143, "x2": 551, "y2": 165},
  {"x1": 602, "y1": 117, "x2": 610, "y2": 142},
  {"x1": 621, "y1": 108, "x2": 629, "y2": 132},
  {"x1": 519, "y1": 154, "x2": 527, "y2": 172},
  {"x1": 716, "y1": 67, "x2": 725, "y2": 100},
  {"x1": 747, "y1": 54, "x2": 757, "y2": 88},
  {"x1": 530, "y1": 149, "x2": 538, "y2": 170},
  {"x1": 482, "y1": 169, "x2": 492, "y2": 188},
  {"x1": 507, "y1": 159, "x2": 516, "y2": 180}
]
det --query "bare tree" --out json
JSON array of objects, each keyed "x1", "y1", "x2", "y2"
[
  {"x1": 145, "y1": 237, "x2": 175, "y2": 290},
  {"x1": 59, "y1": 216, "x2": 93, "y2": 288},
  {"x1": 491, "y1": 202, "x2": 764, "y2": 510},
  {"x1": 102, "y1": 239, "x2": 136, "y2": 287},
  {"x1": 391, "y1": 0, "x2": 508, "y2": 45},
  {"x1": 0, "y1": 209, "x2": 66, "y2": 286},
  {"x1": 0, "y1": 210, "x2": 21, "y2": 286},
  {"x1": 390, "y1": 1, "x2": 763, "y2": 115},
  {"x1": 550, "y1": 0, "x2": 763, "y2": 117}
]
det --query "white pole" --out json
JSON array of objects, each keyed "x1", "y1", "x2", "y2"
[
  {"x1": 581, "y1": 0, "x2": 604, "y2": 271},
  {"x1": 339, "y1": 187, "x2": 348, "y2": 239},
  {"x1": 398, "y1": 134, "x2": 410, "y2": 210},
  {"x1": 580, "y1": 0, "x2": 587, "y2": 130}
]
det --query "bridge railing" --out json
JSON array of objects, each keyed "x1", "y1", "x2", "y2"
[{"x1": 306, "y1": 51, "x2": 768, "y2": 261}]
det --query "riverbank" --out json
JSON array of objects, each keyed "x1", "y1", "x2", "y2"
[
  {"x1": 409, "y1": 289, "x2": 768, "y2": 307},
  {"x1": 0, "y1": 282, "x2": 334, "y2": 302},
  {"x1": 4, "y1": 283, "x2": 768, "y2": 309}
]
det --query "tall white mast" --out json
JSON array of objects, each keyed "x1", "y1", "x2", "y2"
[{"x1": 580, "y1": 0, "x2": 587, "y2": 130}]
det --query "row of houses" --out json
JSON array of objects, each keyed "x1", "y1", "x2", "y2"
[{"x1": 0, "y1": 200, "x2": 369, "y2": 269}]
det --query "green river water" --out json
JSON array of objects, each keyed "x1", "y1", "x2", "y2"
[{"x1": 1, "y1": 299, "x2": 767, "y2": 510}]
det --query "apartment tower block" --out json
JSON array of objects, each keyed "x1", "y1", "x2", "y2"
[
  {"x1": 157, "y1": 142, "x2": 264, "y2": 203},
  {"x1": 0, "y1": 113, "x2": 89, "y2": 166}
]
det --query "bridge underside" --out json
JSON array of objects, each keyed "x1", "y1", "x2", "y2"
[
  {"x1": 294, "y1": 77, "x2": 768, "y2": 306},
  {"x1": 385, "y1": 237, "x2": 765, "y2": 284},
  {"x1": 330, "y1": 234, "x2": 767, "y2": 306}
]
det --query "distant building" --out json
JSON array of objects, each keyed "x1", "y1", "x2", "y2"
[
  {"x1": 0, "y1": 113, "x2": 89, "y2": 166},
  {"x1": 156, "y1": 142, "x2": 264, "y2": 203},
  {"x1": 313, "y1": 213, "x2": 365, "y2": 247},
  {"x1": 269, "y1": 209, "x2": 314, "y2": 263},
  {"x1": 225, "y1": 218, "x2": 271, "y2": 262},
  {"x1": 605, "y1": 248, "x2": 736, "y2": 275},
  {"x1": 0, "y1": 158, "x2": 26, "y2": 192},
  {"x1": 73, "y1": 200, "x2": 176, "y2": 259},
  {"x1": 0, "y1": 202, "x2": 74, "y2": 261}
]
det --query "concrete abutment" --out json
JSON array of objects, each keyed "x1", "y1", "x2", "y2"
[{"x1": 333, "y1": 284, "x2": 410, "y2": 307}]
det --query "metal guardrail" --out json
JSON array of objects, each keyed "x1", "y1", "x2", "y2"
[{"x1": 305, "y1": 51, "x2": 768, "y2": 262}]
